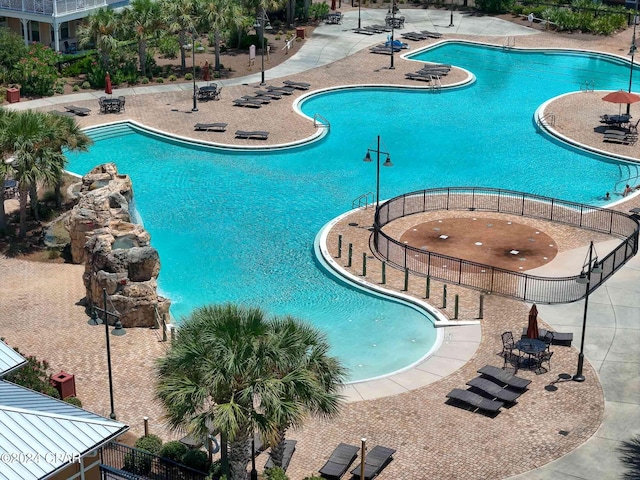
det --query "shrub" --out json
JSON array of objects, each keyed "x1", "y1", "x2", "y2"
[
  {"x1": 208, "y1": 459, "x2": 224, "y2": 479},
  {"x1": 156, "y1": 77, "x2": 164, "y2": 83},
  {"x1": 63, "y1": 396, "x2": 82, "y2": 407},
  {"x1": 135, "y1": 434, "x2": 163, "y2": 455},
  {"x1": 181, "y1": 449, "x2": 209, "y2": 472},
  {"x1": 309, "y1": 1, "x2": 330, "y2": 20},
  {"x1": 140, "y1": 77, "x2": 149, "y2": 84},
  {"x1": 302, "y1": 476, "x2": 322, "y2": 480},
  {"x1": 158, "y1": 34, "x2": 180, "y2": 59},
  {"x1": 185, "y1": 73, "x2": 193, "y2": 80},
  {"x1": 169, "y1": 74, "x2": 177, "y2": 81},
  {"x1": 3, "y1": 343, "x2": 60, "y2": 398},
  {"x1": 265, "y1": 467, "x2": 289, "y2": 480},
  {"x1": 81, "y1": 81, "x2": 90, "y2": 89},
  {"x1": 72, "y1": 85, "x2": 80, "y2": 91},
  {"x1": 475, "y1": 0, "x2": 513, "y2": 14},
  {"x1": 12, "y1": 44, "x2": 60, "y2": 96},
  {"x1": 123, "y1": 451, "x2": 152, "y2": 475},
  {"x1": 158, "y1": 441, "x2": 187, "y2": 463}
]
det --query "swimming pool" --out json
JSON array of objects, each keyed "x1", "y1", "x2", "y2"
[{"x1": 66, "y1": 42, "x2": 638, "y2": 381}]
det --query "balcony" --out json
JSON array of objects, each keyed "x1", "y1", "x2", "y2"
[{"x1": 0, "y1": 0, "x2": 106, "y2": 16}]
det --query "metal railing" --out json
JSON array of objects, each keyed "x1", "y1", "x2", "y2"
[
  {"x1": 100, "y1": 442, "x2": 207, "y2": 480},
  {"x1": 313, "y1": 113, "x2": 330, "y2": 130},
  {"x1": 373, "y1": 187, "x2": 639, "y2": 304},
  {"x1": 352, "y1": 192, "x2": 374, "y2": 210},
  {"x1": 537, "y1": 112, "x2": 555, "y2": 129},
  {"x1": 0, "y1": 0, "x2": 105, "y2": 15}
]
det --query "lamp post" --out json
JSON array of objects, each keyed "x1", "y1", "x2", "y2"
[
  {"x1": 358, "y1": 0, "x2": 362, "y2": 29},
  {"x1": 390, "y1": 0, "x2": 396, "y2": 70},
  {"x1": 573, "y1": 241, "x2": 602, "y2": 382},
  {"x1": 449, "y1": 0, "x2": 454, "y2": 27},
  {"x1": 628, "y1": 0, "x2": 638, "y2": 116},
  {"x1": 89, "y1": 288, "x2": 126, "y2": 419},
  {"x1": 258, "y1": 8, "x2": 266, "y2": 86},
  {"x1": 360, "y1": 438, "x2": 366, "y2": 480},
  {"x1": 191, "y1": 30, "x2": 198, "y2": 112},
  {"x1": 363, "y1": 135, "x2": 393, "y2": 229}
]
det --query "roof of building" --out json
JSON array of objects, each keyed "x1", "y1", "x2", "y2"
[{"x1": 0, "y1": 340, "x2": 27, "y2": 378}]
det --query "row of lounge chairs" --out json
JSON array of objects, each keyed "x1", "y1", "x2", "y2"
[
  {"x1": 405, "y1": 63, "x2": 451, "y2": 81},
  {"x1": 603, "y1": 129, "x2": 638, "y2": 145},
  {"x1": 319, "y1": 443, "x2": 395, "y2": 479},
  {"x1": 233, "y1": 80, "x2": 311, "y2": 108},
  {"x1": 401, "y1": 30, "x2": 443, "y2": 41},
  {"x1": 354, "y1": 25, "x2": 390, "y2": 35},
  {"x1": 192, "y1": 124, "x2": 268, "y2": 140},
  {"x1": 446, "y1": 365, "x2": 531, "y2": 414}
]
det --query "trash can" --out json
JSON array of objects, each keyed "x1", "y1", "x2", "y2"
[
  {"x1": 50, "y1": 371, "x2": 76, "y2": 399},
  {"x1": 296, "y1": 27, "x2": 305, "y2": 39},
  {"x1": 6, "y1": 87, "x2": 20, "y2": 103}
]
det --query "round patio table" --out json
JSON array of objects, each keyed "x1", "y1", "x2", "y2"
[{"x1": 515, "y1": 338, "x2": 546, "y2": 369}]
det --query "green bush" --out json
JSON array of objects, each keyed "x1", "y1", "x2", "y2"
[
  {"x1": 73, "y1": 85, "x2": 80, "y2": 91},
  {"x1": 158, "y1": 35, "x2": 180, "y2": 58},
  {"x1": 169, "y1": 74, "x2": 177, "y2": 81},
  {"x1": 123, "y1": 451, "x2": 152, "y2": 475},
  {"x1": 265, "y1": 467, "x2": 289, "y2": 480},
  {"x1": 156, "y1": 77, "x2": 164, "y2": 83},
  {"x1": 140, "y1": 77, "x2": 149, "y2": 84},
  {"x1": 185, "y1": 73, "x2": 193, "y2": 80},
  {"x1": 302, "y1": 476, "x2": 322, "y2": 480},
  {"x1": 135, "y1": 434, "x2": 163, "y2": 455},
  {"x1": 158, "y1": 441, "x2": 187, "y2": 463},
  {"x1": 63, "y1": 396, "x2": 82, "y2": 407},
  {"x1": 81, "y1": 81, "x2": 91, "y2": 89},
  {"x1": 60, "y1": 55, "x2": 95, "y2": 77},
  {"x1": 12, "y1": 43, "x2": 60, "y2": 96},
  {"x1": 182, "y1": 449, "x2": 209, "y2": 472},
  {"x1": 476, "y1": 0, "x2": 513, "y2": 14},
  {"x1": 3, "y1": 343, "x2": 60, "y2": 398},
  {"x1": 309, "y1": 1, "x2": 330, "y2": 20}
]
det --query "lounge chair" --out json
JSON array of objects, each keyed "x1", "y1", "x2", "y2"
[
  {"x1": 194, "y1": 123, "x2": 228, "y2": 132},
  {"x1": 401, "y1": 32, "x2": 428, "y2": 41},
  {"x1": 319, "y1": 443, "x2": 359, "y2": 479},
  {"x1": 64, "y1": 105, "x2": 91, "y2": 116},
  {"x1": 49, "y1": 110, "x2": 75, "y2": 117},
  {"x1": 520, "y1": 327, "x2": 573, "y2": 345},
  {"x1": 265, "y1": 439, "x2": 297, "y2": 471},
  {"x1": 466, "y1": 376, "x2": 522, "y2": 403},
  {"x1": 233, "y1": 99, "x2": 262, "y2": 108},
  {"x1": 405, "y1": 73, "x2": 438, "y2": 82},
  {"x1": 265, "y1": 85, "x2": 295, "y2": 95},
  {"x1": 477, "y1": 365, "x2": 531, "y2": 390},
  {"x1": 235, "y1": 130, "x2": 269, "y2": 140},
  {"x1": 421, "y1": 30, "x2": 443, "y2": 38},
  {"x1": 370, "y1": 24, "x2": 392, "y2": 32},
  {"x1": 283, "y1": 80, "x2": 311, "y2": 90},
  {"x1": 604, "y1": 133, "x2": 637, "y2": 145},
  {"x1": 241, "y1": 95, "x2": 271, "y2": 104},
  {"x1": 353, "y1": 28, "x2": 375, "y2": 35},
  {"x1": 255, "y1": 90, "x2": 283, "y2": 99},
  {"x1": 350, "y1": 445, "x2": 396, "y2": 479},
  {"x1": 446, "y1": 388, "x2": 504, "y2": 413}
]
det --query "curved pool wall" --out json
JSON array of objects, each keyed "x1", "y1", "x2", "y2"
[{"x1": 66, "y1": 41, "x2": 640, "y2": 382}]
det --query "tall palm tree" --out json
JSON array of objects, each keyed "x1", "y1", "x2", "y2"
[
  {"x1": 201, "y1": 0, "x2": 246, "y2": 73},
  {"x1": 158, "y1": 0, "x2": 199, "y2": 74},
  {"x1": 0, "y1": 108, "x2": 16, "y2": 233},
  {"x1": 156, "y1": 304, "x2": 345, "y2": 480},
  {"x1": 77, "y1": 8, "x2": 121, "y2": 70},
  {"x1": 121, "y1": 0, "x2": 163, "y2": 79}
]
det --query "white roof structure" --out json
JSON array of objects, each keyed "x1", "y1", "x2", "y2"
[
  {"x1": 0, "y1": 340, "x2": 27, "y2": 378},
  {"x1": 0, "y1": 351, "x2": 128, "y2": 480}
]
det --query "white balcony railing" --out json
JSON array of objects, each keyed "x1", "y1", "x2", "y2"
[{"x1": 0, "y1": 0, "x2": 106, "y2": 16}]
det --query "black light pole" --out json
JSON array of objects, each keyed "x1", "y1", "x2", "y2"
[
  {"x1": 363, "y1": 135, "x2": 393, "y2": 229},
  {"x1": 390, "y1": 0, "x2": 395, "y2": 70},
  {"x1": 573, "y1": 241, "x2": 602, "y2": 382},
  {"x1": 259, "y1": 8, "x2": 266, "y2": 86},
  {"x1": 250, "y1": 436, "x2": 258, "y2": 480},
  {"x1": 628, "y1": 0, "x2": 638, "y2": 116},
  {"x1": 449, "y1": 0, "x2": 454, "y2": 27},
  {"x1": 192, "y1": 30, "x2": 198, "y2": 112},
  {"x1": 90, "y1": 288, "x2": 126, "y2": 419},
  {"x1": 358, "y1": 0, "x2": 362, "y2": 29}
]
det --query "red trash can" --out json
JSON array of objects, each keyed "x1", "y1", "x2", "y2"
[
  {"x1": 6, "y1": 88, "x2": 20, "y2": 103},
  {"x1": 50, "y1": 371, "x2": 76, "y2": 399},
  {"x1": 296, "y1": 27, "x2": 305, "y2": 39}
]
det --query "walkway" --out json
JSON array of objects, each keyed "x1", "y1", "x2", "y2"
[{"x1": 2, "y1": 8, "x2": 639, "y2": 479}]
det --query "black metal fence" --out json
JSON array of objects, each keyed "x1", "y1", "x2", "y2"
[
  {"x1": 100, "y1": 442, "x2": 207, "y2": 480},
  {"x1": 374, "y1": 187, "x2": 639, "y2": 304}
]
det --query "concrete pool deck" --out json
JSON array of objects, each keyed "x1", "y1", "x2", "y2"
[{"x1": 2, "y1": 7, "x2": 640, "y2": 479}]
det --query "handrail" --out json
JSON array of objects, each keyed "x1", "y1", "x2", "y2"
[
  {"x1": 313, "y1": 113, "x2": 330, "y2": 129},
  {"x1": 153, "y1": 304, "x2": 168, "y2": 342},
  {"x1": 580, "y1": 80, "x2": 595, "y2": 92},
  {"x1": 502, "y1": 36, "x2": 515, "y2": 49},
  {"x1": 615, "y1": 163, "x2": 640, "y2": 192},
  {"x1": 372, "y1": 187, "x2": 639, "y2": 304},
  {"x1": 352, "y1": 192, "x2": 374, "y2": 210},
  {"x1": 538, "y1": 112, "x2": 555, "y2": 129},
  {"x1": 431, "y1": 75, "x2": 441, "y2": 91}
]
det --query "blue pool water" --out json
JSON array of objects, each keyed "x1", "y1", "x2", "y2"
[{"x1": 66, "y1": 42, "x2": 638, "y2": 381}]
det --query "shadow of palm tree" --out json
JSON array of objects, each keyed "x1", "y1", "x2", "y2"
[{"x1": 618, "y1": 435, "x2": 640, "y2": 479}]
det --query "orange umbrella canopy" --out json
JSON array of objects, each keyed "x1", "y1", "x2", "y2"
[
  {"x1": 602, "y1": 90, "x2": 640, "y2": 104},
  {"x1": 526, "y1": 304, "x2": 539, "y2": 340}
]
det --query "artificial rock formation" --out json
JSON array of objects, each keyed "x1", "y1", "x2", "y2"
[{"x1": 65, "y1": 163, "x2": 171, "y2": 328}]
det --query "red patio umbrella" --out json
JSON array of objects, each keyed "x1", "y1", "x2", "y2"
[
  {"x1": 331, "y1": 0, "x2": 336, "y2": 10},
  {"x1": 602, "y1": 90, "x2": 640, "y2": 115},
  {"x1": 203, "y1": 61, "x2": 210, "y2": 82},
  {"x1": 105, "y1": 72, "x2": 112, "y2": 95},
  {"x1": 526, "y1": 304, "x2": 539, "y2": 340}
]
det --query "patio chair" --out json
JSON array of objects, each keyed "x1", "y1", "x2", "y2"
[
  {"x1": 194, "y1": 123, "x2": 228, "y2": 132},
  {"x1": 264, "y1": 439, "x2": 297, "y2": 471},
  {"x1": 350, "y1": 445, "x2": 396, "y2": 479},
  {"x1": 319, "y1": 443, "x2": 359, "y2": 479},
  {"x1": 534, "y1": 350, "x2": 554, "y2": 373},
  {"x1": 466, "y1": 376, "x2": 523, "y2": 403},
  {"x1": 477, "y1": 365, "x2": 532, "y2": 390},
  {"x1": 542, "y1": 331, "x2": 554, "y2": 351},
  {"x1": 501, "y1": 331, "x2": 516, "y2": 366},
  {"x1": 118, "y1": 96, "x2": 126, "y2": 111}
]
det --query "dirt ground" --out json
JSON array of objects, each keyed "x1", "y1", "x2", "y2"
[{"x1": 398, "y1": 217, "x2": 558, "y2": 271}]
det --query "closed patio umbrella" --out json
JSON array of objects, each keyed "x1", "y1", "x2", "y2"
[
  {"x1": 526, "y1": 304, "x2": 539, "y2": 340},
  {"x1": 203, "y1": 61, "x2": 210, "y2": 82},
  {"x1": 105, "y1": 72, "x2": 112, "y2": 96}
]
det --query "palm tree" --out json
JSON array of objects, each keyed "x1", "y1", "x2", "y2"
[
  {"x1": 121, "y1": 0, "x2": 163, "y2": 79},
  {"x1": 156, "y1": 304, "x2": 345, "y2": 480},
  {"x1": 0, "y1": 108, "x2": 16, "y2": 233},
  {"x1": 77, "y1": 8, "x2": 121, "y2": 70},
  {"x1": 158, "y1": 0, "x2": 199, "y2": 74},
  {"x1": 201, "y1": 0, "x2": 246, "y2": 73}
]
